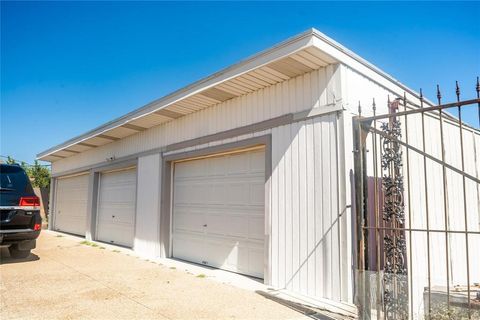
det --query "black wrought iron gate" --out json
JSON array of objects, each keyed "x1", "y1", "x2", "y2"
[{"x1": 353, "y1": 79, "x2": 480, "y2": 320}]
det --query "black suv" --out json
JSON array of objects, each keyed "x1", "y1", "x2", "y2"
[{"x1": 0, "y1": 164, "x2": 42, "y2": 258}]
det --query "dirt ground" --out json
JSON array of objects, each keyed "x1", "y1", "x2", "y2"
[{"x1": 0, "y1": 231, "x2": 311, "y2": 320}]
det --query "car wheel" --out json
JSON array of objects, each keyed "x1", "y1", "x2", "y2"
[{"x1": 8, "y1": 246, "x2": 31, "y2": 259}]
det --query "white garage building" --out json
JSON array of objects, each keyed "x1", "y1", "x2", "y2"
[{"x1": 38, "y1": 29, "x2": 480, "y2": 316}]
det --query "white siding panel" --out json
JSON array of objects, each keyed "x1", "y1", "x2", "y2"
[
  {"x1": 51, "y1": 68, "x2": 337, "y2": 175},
  {"x1": 51, "y1": 67, "x2": 350, "y2": 304},
  {"x1": 298, "y1": 121, "x2": 307, "y2": 294},
  {"x1": 284, "y1": 124, "x2": 293, "y2": 291},
  {"x1": 134, "y1": 153, "x2": 161, "y2": 258},
  {"x1": 342, "y1": 65, "x2": 391, "y2": 116},
  {"x1": 277, "y1": 125, "x2": 286, "y2": 286},
  {"x1": 270, "y1": 114, "x2": 343, "y2": 302},
  {"x1": 402, "y1": 108, "x2": 480, "y2": 320},
  {"x1": 306, "y1": 119, "x2": 316, "y2": 297},
  {"x1": 291, "y1": 121, "x2": 301, "y2": 293},
  {"x1": 342, "y1": 64, "x2": 480, "y2": 317}
]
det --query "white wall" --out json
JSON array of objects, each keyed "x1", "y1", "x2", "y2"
[
  {"x1": 341, "y1": 64, "x2": 480, "y2": 318},
  {"x1": 403, "y1": 110, "x2": 480, "y2": 318},
  {"x1": 134, "y1": 153, "x2": 161, "y2": 259},
  {"x1": 51, "y1": 65, "x2": 352, "y2": 306},
  {"x1": 161, "y1": 113, "x2": 348, "y2": 304},
  {"x1": 270, "y1": 114, "x2": 348, "y2": 303},
  {"x1": 48, "y1": 54, "x2": 479, "y2": 316},
  {"x1": 51, "y1": 65, "x2": 340, "y2": 175}
]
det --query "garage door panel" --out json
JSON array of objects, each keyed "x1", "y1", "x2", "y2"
[
  {"x1": 173, "y1": 211, "x2": 204, "y2": 233},
  {"x1": 55, "y1": 215, "x2": 85, "y2": 234},
  {"x1": 101, "y1": 189, "x2": 136, "y2": 203},
  {"x1": 57, "y1": 202, "x2": 85, "y2": 219},
  {"x1": 173, "y1": 184, "x2": 190, "y2": 204},
  {"x1": 250, "y1": 182, "x2": 265, "y2": 205},
  {"x1": 227, "y1": 154, "x2": 249, "y2": 175},
  {"x1": 97, "y1": 223, "x2": 134, "y2": 247},
  {"x1": 102, "y1": 169, "x2": 136, "y2": 184},
  {"x1": 208, "y1": 157, "x2": 227, "y2": 176},
  {"x1": 227, "y1": 182, "x2": 250, "y2": 205},
  {"x1": 206, "y1": 214, "x2": 251, "y2": 238},
  {"x1": 191, "y1": 184, "x2": 209, "y2": 204},
  {"x1": 248, "y1": 249, "x2": 265, "y2": 278},
  {"x1": 173, "y1": 232, "x2": 204, "y2": 263},
  {"x1": 99, "y1": 203, "x2": 135, "y2": 224},
  {"x1": 209, "y1": 183, "x2": 227, "y2": 204},
  {"x1": 204, "y1": 236, "x2": 263, "y2": 277},
  {"x1": 249, "y1": 150, "x2": 265, "y2": 173},
  {"x1": 205, "y1": 212, "x2": 264, "y2": 238},
  {"x1": 172, "y1": 149, "x2": 265, "y2": 278},
  {"x1": 55, "y1": 174, "x2": 89, "y2": 236},
  {"x1": 96, "y1": 168, "x2": 136, "y2": 248},
  {"x1": 175, "y1": 160, "x2": 205, "y2": 178},
  {"x1": 175, "y1": 183, "x2": 208, "y2": 205},
  {"x1": 204, "y1": 238, "x2": 240, "y2": 270},
  {"x1": 249, "y1": 216, "x2": 265, "y2": 240}
]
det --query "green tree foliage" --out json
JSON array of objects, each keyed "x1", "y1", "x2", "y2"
[
  {"x1": 4, "y1": 157, "x2": 50, "y2": 188},
  {"x1": 6, "y1": 156, "x2": 16, "y2": 164},
  {"x1": 28, "y1": 160, "x2": 50, "y2": 188}
]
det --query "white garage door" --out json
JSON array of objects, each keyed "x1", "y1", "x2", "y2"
[
  {"x1": 173, "y1": 148, "x2": 265, "y2": 278},
  {"x1": 96, "y1": 167, "x2": 137, "y2": 247},
  {"x1": 55, "y1": 173, "x2": 89, "y2": 236}
]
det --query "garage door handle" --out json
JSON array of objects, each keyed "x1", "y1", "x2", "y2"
[
  {"x1": 203, "y1": 224, "x2": 207, "y2": 227},
  {"x1": 112, "y1": 215, "x2": 115, "y2": 218}
]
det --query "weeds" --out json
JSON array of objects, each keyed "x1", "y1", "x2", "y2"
[
  {"x1": 196, "y1": 274, "x2": 206, "y2": 278},
  {"x1": 80, "y1": 240, "x2": 99, "y2": 247}
]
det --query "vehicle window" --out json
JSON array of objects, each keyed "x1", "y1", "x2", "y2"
[{"x1": 0, "y1": 166, "x2": 31, "y2": 193}]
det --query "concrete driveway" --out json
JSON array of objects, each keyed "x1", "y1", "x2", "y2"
[{"x1": 0, "y1": 231, "x2": 312, "y2": 320}]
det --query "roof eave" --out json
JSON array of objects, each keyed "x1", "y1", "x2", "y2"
[
  {"x1": 37, "y1": 28, "x2": 437, "y2": 161},
  {"x1": 37, "y1": 29, "x2": 320, "y2": 160}
]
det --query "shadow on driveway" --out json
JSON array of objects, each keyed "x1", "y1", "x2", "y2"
[
  {"x1": 0, "y1": 247, "x2": 39, "y2": 265},
  {"x1": 256, "y1": 290, "x2": 349, "y2": 320}
]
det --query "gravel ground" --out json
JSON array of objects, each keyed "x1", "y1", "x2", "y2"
[{"x1": 0, "y1": 231, "x2": 310, "y2": 320}]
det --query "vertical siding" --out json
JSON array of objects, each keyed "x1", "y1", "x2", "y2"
[
  {"x1": 341, "y1": 65, "x2": 392, "y2": 116},
  {"x1": 134, "y1": 153, "x2": 161, "y2": 259},
  {"x1": 406, "y1": 113, "x2": 480, "y2": 319},
  {"x1": 161, "y1": 115, "x2": 346, "y2": 304},
  {"x1": 52, "y1": 67, "x2": 338, "y2": 175},
  {"x1": 51, "y1": 65, "x2": 351, "y2": 305},
  {"x1": 342, "y1": 64, "x2": 480, "y2": 318},
  {"x1": 270, "y1": 113, "x2": 344, "y2": 302}
]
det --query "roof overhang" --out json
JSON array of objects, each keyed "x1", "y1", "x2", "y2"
[{"x1": 37, "y1": 28, "x2": 426, "y2": 162}]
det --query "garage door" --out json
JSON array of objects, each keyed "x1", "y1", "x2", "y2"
[
  {"x1": 96, "y1": 167, "x2": 137, "y2": 247},
  {"x1": 55, "y1": 173, "x2": 89, "y2": 236},
  {"x1": 172, "y1": 148, "x2": 265, "y2": 278}
]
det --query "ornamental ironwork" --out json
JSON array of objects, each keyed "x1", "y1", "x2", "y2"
[
  {"x1": 354, "y1": 80, "x2": 480, "y2": 320},
  {"x1": 381, "y1": 115, "x2": 408, "y2": 320}
]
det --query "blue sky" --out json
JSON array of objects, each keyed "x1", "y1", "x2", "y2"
[{"x1": 1, "y1": 1, "x2": 479, "y2": 164}]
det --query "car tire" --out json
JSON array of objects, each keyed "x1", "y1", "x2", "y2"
[{"x1": 8, "y1": 246, "x2": 31, "y2": 259}]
